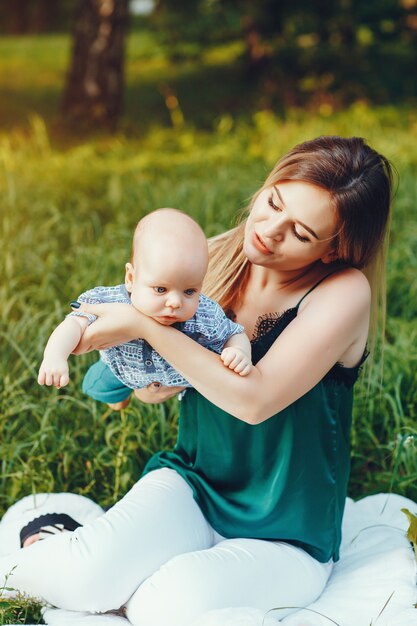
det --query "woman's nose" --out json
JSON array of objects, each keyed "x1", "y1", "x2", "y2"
[{"x1": 263, "y1": 215, "x2": 285, "y2": 240}]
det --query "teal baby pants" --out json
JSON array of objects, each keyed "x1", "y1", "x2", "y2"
[{"x1": 82, "y1": 359, "x2": 132, "y2": 404}]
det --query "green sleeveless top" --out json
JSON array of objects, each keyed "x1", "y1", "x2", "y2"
[{"x1": 143, "y1": 277, "x2": 366, "y2": 563}]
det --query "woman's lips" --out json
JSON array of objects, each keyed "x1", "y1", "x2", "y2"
[{"x1": 252, "y1": 231, "x2": 272, "y2": 254}]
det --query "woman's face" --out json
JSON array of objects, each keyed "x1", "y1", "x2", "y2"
[{"x1": 243, "y1": 181, "x2": 337, "y2": 272}]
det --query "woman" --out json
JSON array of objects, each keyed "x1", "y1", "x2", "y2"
[{"x1": 0, "y1": 136, "x2": 392, "y2": 626}]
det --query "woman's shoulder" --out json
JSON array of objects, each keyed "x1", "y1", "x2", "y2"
[
  {"x1": 327, "y1": 266, "x2": 370, "y2": 287},
  {"x1": 300, "y1": 267, "x2": 371, "y2": 313},
  {"x1": 295, "y1": 267, "x2": 371, "y2": 369}
]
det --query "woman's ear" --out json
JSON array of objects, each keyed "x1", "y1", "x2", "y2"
[
  {"x1": 321, "y1": 249, "x2": 338, "y2": 264},
  {"x1": 125, "y1": 262, "x2": 134, "y2": 291}
]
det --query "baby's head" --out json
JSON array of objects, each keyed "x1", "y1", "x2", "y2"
[{"x1": 125, "y1": 208, "x2": 208, "y2": 325}]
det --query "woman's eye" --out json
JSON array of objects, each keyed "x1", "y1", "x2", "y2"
[
  {"x1": 268, "y1": 195, "x2": 281, "y2": 211},
  {"x1": 154, "y1": 287, "x2": 166, "y2": 294},
  {"x1": 184, "y1": 289, "x2": 196, "y2": 296},
  {"x1": 293, "y1": 228, "x2": 310, "y2": 243}
]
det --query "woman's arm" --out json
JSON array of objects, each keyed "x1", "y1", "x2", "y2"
[{"x1": 74, "y1": 269, "x2": 370, "y2": 423}]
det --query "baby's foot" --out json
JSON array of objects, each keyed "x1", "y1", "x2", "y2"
[{"x1": 107, "y1": 397, "x2": 130, "y2": 411}]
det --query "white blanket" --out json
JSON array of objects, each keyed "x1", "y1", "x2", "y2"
[
  {"x1": 2, "y1": 493, "x2": 416, "y2": 626},
  {"x1": 193, "y1": 494, "x2": 417, "y2": 626}
]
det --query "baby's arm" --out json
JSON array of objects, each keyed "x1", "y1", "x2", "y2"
[
  {"x1": 38, "y1": 316, "x2": 89, "y2": 388},
  {"x1": 221, "y1": 332, "x2": 252, "y2": 377}
]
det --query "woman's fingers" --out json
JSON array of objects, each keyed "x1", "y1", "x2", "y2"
[
  {"x1": 71, "y1": 302, "x2": 145, "y2": 353},
  {"x1": 70, "y1": 301, "x2": 133, "y2": 318},
  {"x1": 70, "y1": 301, "x2": 104, "y2": 316},
  {"x1": 134, "y1": 384, "x2": 185, "y2": 404}
]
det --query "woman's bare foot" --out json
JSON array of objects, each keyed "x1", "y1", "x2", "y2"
[
  {"x1": 23, "y1": 533, "x2": 41, "y2": 547},
  {"x1": 21, "y1": 513, "x2": 82, "y2": 547}
]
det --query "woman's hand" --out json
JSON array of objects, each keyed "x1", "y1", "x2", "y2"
[
  {"x1": 134, "y1": 383, "x2": 186, "y2": 404},
  {"x1": 71, "y1": 302, "x2": 148, "y2": 354}
]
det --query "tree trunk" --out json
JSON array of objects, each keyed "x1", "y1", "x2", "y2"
[
  {"x1": 8, "y1": 0, "x2": 30, "y2": 34},
  {"x1": 61, "y1": 0, "x2": 129, "y2": 130},
  {"x1": 33, "y1": 0, "x2": 54, "y2": 33}
]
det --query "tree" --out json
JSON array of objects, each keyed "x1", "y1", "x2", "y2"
[
  {"x1": 0, "y1": 0, "x2": 73, "y2": 34},
  {"x1": 61, "y1": 0, "x2": 129, "y2": 129},
  {"x1": 149, "y1": 0, "x2": 417, "y2": 108}
]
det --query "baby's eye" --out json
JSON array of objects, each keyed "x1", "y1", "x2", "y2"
[
  {"x1": 153, "y1": 287, "x2": 166, "y2": 294},
  {"x1": 184, "y1": 288, "x2": 197, "y2": 296}
]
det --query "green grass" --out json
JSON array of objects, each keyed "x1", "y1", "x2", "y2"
[
  {"x1": 1, "y1": 568, "x2": 44, "y2": 624},
  {"x1": 0, "y1": 594, "x2": 44, "y2": 625},
  {"x1": 0, "y1": 33, "x2": 416, "y2": 622}
]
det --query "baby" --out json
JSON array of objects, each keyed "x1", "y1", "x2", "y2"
[{"x1": 38, "y1": 209, "x2": 252, "y2": 407}]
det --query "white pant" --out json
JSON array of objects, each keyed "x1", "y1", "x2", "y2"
[{"x1": 0, "y1": 469, "x2": 332, "y2": 626}]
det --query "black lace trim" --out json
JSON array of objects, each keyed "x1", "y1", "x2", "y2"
[
  {"x1": 250, "y1": 309, "x2": 298, "y2": 367},
  {"x1": 324, "y1": 349, "x2": 369, "y2": 387},
  {"x1": 251, "y1": 309, "x2": 297, "y2": 343},
  {"x1": 246, "y1": 310, "x2": 367, "y2": 388}
]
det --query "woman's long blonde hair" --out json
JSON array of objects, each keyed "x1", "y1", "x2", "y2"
[{"x1": 203, "y1": 136, "x2": 393, "y2": 363}]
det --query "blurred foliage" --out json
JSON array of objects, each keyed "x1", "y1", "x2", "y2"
[
  {"x1": 1, "y1": 27, "x2": 417, "y2": 139},
  {"x1": 150, "y1": 0, "x2": 417, "y2": 108},
  {"x1": 1, "y1": 0, "x2": 417, "y2": 121},
  {"x1": 0, "y1": 0, "x2": 74, "y2": 35}
]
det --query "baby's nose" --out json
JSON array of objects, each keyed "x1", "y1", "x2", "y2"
[{"x1": 166, "y1": 294, "x2": 181, "y2": 309}]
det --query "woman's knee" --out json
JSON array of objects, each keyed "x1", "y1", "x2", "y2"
[
  {"x1": 126, "y1": 553, "x2": 212, "y2": 626},
  {"x1": 34, "y1": 534, "x2": 125, "y2": 612}
]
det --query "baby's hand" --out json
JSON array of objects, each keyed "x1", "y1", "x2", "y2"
[
  {"x1": 38, "y1": 357, "x2": 70, "y2": 389},
  {"x1": 220, "y1": 347, "x2": 252, "y2": 376}
]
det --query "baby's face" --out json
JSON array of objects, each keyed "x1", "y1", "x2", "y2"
[{"x1": 125, "y1": 257, "x2": 205, "y2": 325}]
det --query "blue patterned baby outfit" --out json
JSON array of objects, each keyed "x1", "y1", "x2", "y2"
[{"x1": 69, "y1": 284, "x2": 244, "y2": 389}]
